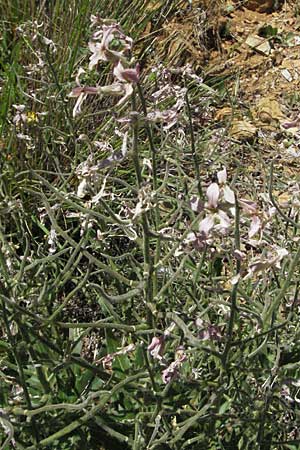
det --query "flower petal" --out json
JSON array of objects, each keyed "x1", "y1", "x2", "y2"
[
  {"x1": 88, "y1": 41, "x2": 108, "y2": 69},
  {"x1": 190, "y1": 196, "x2": 203, "y2": 213},
  {"x1": 199, "y1": 214, "x2": 215, "y2": 234},
  {"x1": 72, "y1": 92, "x2": 87, "y2": 117},
  {"x1": 75, "y1": 67, "x2": 86, "y2": 85},
  {"x1": 223, "y1": 185, "x2": 235, "y2": 204},
  {"x1": 206, "y1": 183, "x2": 220, "y2": 209},
  {"x1": 148, "y1": 336, "x2": 165, "y2": 360},
  {"x1": 248, "y1": 215, "x2": 261, "y2": 238},
  {"x1": 217, "y1": 167, "x2": 227, "y2": 184},
  {"x1": 113, "y1": 61, "x2": 140, "y2": 83},
  {"x1": 239, "y1": 198, "x2": 257, "y2": 214},
  {"x1": 116, "y1": 83, "x2": 133, "y2": 105},
  {"x1": 216, "y1": 210, "x2": 231, "y2": 231}
]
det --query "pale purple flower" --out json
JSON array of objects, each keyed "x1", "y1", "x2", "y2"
[
  {"x1": 69, "y1": 82, "x2": 133, "y2": 116},
  {"x1": 198, "y1": 185, "x2": 232, "y2": 237},
  {"x1": 148, "y1": 336, "x2": 165, "y2": 361},
  {"x1": 248, "y1": 215, "x2": 262, "y2": 238},
  {"x1": 88, "y1": 41, "x2": 109, "y2": 67},
  {"x1": 69, "y1": 20, "x2": 136, "y2": 114},
  {"x1": 88, "y1": 25, "x2": 119, "y2": 67},
  {"x1": 196, "y1": 318, "x2": 222, "y2": 341},
  {"x1": 239, "y1": 198, "x2": 262, "y2": 239},
  {"x1": 71, "y1": 86, "x2": 100, "y2": 96},
  {"x1": 70, "y1": 90, "x2": 86, "y2": 117},
  {"x1": 115, "y1": 83, "x2": 133, "y2": 106},
  {"x1": 162, "y1": 349, "x2": 186, "y2": 384},
  {"x1": 217, "y1": 168, "x2": 235, "y2": 204},
  {"x1": 113, "y1": 61, "x2": 140, "y2": 83},
  {"x1": 68, "y1": 67, "x2": 90, "y2": 117},
  {"x1": 162, "y1": 363, "x2": 177, "y2": 384},
  {"x1": 214, "y1": 209, "x2": 231, "y2": 233},
  {"x1": 69, "y1": 86, "x2": 100, "y2": 117}
]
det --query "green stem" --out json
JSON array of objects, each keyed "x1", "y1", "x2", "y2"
[
  {"x1": 24, "y1": 372, "x2": 148, "y2": 449},
  {"x1": 1, "y1": 291, "x2": 40, "y2": 445},
  {"x1": 18, "y1": 322, "x2": 51, "y2": 394},
  {"x1": 131, "y1": 87, "x2": 154, "y2": 327},
  {"x1": 185, "y1": 84, "x2": 202, "y2": 198},
  {"x1": 222, "y1": 194, "x2": 240, "y2": 366},
  {"x1": 137, "y1": 82, "x2": 161, "y2": 297},
  {"x1": 57, "y1": 320, "x2": 137, "y2": 331},
  {"x1": 263, "y1": 244, "x2": 300, "y2": 325},
  {"x1": 41, "y1": 195, "x2": 133, "y2": 286}
]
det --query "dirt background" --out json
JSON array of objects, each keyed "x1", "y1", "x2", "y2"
[{"x1": 139, "y1": 0, "x2": 300, "y2": 190}]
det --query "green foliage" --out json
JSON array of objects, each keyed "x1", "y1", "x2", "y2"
[{"x1": 1, "y1": 1, "x2": 300, "y2": 449}]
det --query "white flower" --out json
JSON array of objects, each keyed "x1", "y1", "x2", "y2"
[
  {"x1": 206, "y1": 183, "x2": 220, "y2": 209},
  {"x1": 88, "y1": 24, "x2": 133, "y2": 69},
  {"x1": 198, "y1": 180, "x2": 232, "y2": 237}
]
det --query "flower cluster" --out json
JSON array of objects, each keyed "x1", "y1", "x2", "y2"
[
  {"x1": 185, "y1": 167, "x2": 235, "y2": 251},
  {"x1": 198, "y1": 167, "x2": 235, "y2": 236},
  {"x1": 70, "y1": 16, "x2": 139, "y2": 117},
  {"x1": 162, "y1": 348, "x2": 187, "y2": 384},
  {"x1": 148, "y1": 324, "x2": 187, "y2": 384},
  {"x1": 183, "y1": 167, "x2": 290, "y2": 283}
]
